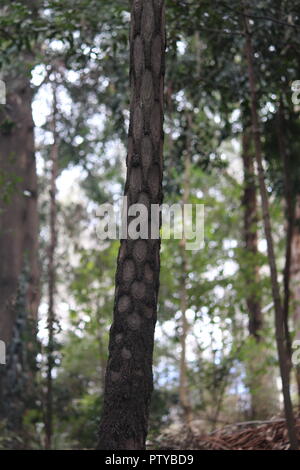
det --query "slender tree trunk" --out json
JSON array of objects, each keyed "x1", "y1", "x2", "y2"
[
  {"x1": 0, "y1": 66, "x2": 39, "y2": 436},
  {"x1": 243, "y1": 11, "x2": 298, "y2": 449},
  {"x1": 179, "y1": 113, "x2": 193, "y2": 426},
  {"x1": 241, "y1": 130, "x2": 279, "y2": 419},
  {"x1": 98, "y1": 0, "x2": 165, "y2": 450},
  {"x1": 290, "y1": 196, "x2": 300, "y2": 406},
  {"x1": 241, "y1": 131, "x2": 262, "y2": 340},
  {"x1": 277, "y1": 98, "x2": 294, "y2": 361},
  {"x1": 45, "y1": 82, "x2": 58, "y2": 450}
]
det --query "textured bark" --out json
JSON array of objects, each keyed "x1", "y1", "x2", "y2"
[
  {"x1": 45, "y1": 83, "x2": 58, "y2": 450},
  {"x1": 0, "y1": 68, "x2": 39, "y2": 432},
  {"x1": 98, "y1": 0, "x2": 165, "y2": 450},
  {"x1": 243, "y1": 10, "x2": 298, "y2": 449}
]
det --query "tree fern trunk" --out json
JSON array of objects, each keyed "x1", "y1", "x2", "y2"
[{"x1": 98, "y1": 0, "x2": 165, "y2": 450}]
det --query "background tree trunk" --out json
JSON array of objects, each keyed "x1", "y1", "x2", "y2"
[
  {"x1": 290, "y1": 196, "x2": 300, "y2": 406},
  {"x1": 243, "y1": 10, "x2": 298, "y2": 449},
  {"x1": 0, "y1": 68, "x2": 39, "y2": 435},
  {"x1": 45, "y1": 81, "x2": 59, "y2": 450},
  {"x1": 179, "y1": 113, "x2": 193, "y2": 426},
  {"x1": 277, "y1": 98, "x2": 294, "y2": 361},
  {"x1": 242, "y1": 131, "x2": 262, "y2": 341},
  {"x1": 241, "y1": 130, "x2": 278, "y2": 419},
  {"x1": 98, "y1": 0, "x2": 165, "y2": 450}
]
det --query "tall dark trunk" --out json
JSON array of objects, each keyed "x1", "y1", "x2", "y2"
[
  {"x1": 0, "y1": 68, "x2": 39, "y2": 436},
  {"x1": 45, "y1": 82, "x2": 58, "y2": 450},
  {"x1": 98, "y1": 0, "x2": 165, "y2": 450},
  {"x1": 243, "y1": 10, "x2": 298, "y2": 449}
]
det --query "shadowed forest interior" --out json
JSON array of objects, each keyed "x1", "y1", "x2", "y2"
[{"x1": 0, "y1": 0, "x2": 300, "y2": 451}]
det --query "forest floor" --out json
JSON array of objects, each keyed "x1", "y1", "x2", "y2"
[{"x1": 151, "y1": 414, "x2": 300, "y2": 450}]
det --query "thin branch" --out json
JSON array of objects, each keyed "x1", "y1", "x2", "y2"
[{"x1": 245, "y1": 14, "x2": 300, "y2": 30}]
